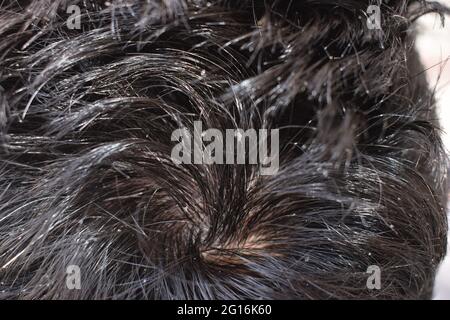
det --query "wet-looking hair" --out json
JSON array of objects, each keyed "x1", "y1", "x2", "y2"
[{"x1": 0, "y1": 0, "x2": 448, "y2": 299}]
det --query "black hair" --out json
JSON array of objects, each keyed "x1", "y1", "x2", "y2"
[{"x1": 0, "y1": 0, "x2": 448, "y2": 299}]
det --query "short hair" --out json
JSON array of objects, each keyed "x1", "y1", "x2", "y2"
[{"x1": 0, "y1": 0, "x2": 448, "y2": 299}]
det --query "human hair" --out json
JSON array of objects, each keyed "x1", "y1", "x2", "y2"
[{"x1": 0, "y1": 0, "x2": 448, "y2": 299}]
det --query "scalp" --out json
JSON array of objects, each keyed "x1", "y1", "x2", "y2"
[{"x1": 0, "y1": 0, "x2": 448, "y2": 299}]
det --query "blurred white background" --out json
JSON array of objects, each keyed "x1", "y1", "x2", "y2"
[{"x1": 415, "y1": 0, "x2": 450, "y2": 300}]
